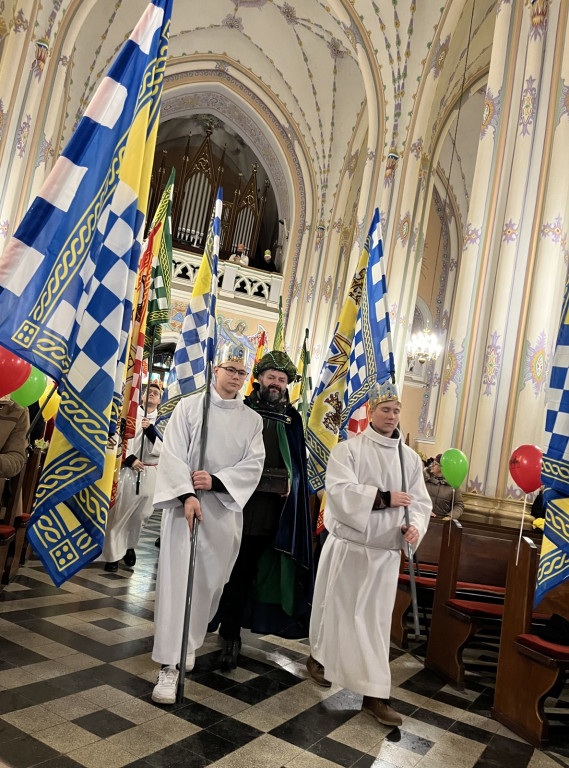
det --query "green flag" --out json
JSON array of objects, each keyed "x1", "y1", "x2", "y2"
[
  {"x1": 273, "y1": 295, "x2": 284, "y2": 351},
  {"x1": 145, "y1": 168, "x2": 175, "y2": 351},
  {"x1": 291, "y1": 329, "x2": 312, "y2": 430}
]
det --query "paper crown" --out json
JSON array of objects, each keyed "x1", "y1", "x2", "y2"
[
  {"x1": 264, "y1": 249, "x2": 271, "y2": 255},
  {"x1": 369, "y1": 380, "x2": 400, "y2": 407},
  {"x1": 215, "y1": 343, "x2": 246, "y2": 366}
]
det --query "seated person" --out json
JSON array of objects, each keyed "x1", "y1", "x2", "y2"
[
  {"x1": 424, "y1": 453, "x2": 464, "y2": 519},
  {"x1": 0, "y1": 395, "x2": 29, "y2": 480},
  {"x1": 228, "y1": 243, "x2": 249, "y2": 267}
]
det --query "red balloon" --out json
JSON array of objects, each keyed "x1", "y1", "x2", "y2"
[
  {"x1": 0, "y1": 346, "x2": 32, "y2": 398},
  {"x1": 509, "y1": 444, "x2": 543, "y2": 494}
]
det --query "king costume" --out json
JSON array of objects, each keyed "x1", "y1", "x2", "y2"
[
  {"x1": 152, "y1": 384, "x2": 264, "y2": 667},
  {"x1": 214, "y1": 350, "x2": 313, "y2": 665},
  {"x1": 309, "y1": 414, "x2": 431, "y2": 701}
]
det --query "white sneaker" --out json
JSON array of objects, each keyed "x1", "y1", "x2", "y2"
[
  {"x1": 185, "y1": 651, "x2": 195, "y2": 671},
  {"x1": 151, "y1": 666, "x2": 178, "y2": 704}
]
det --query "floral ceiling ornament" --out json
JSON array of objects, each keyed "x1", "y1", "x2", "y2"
[
  {"x1": 306, "y1": 277, "x2": 315, "y2": 303},
  {"x1": 384, "y1": 150, "x2": 399, "y2": 188},
  {"x1": 463, "y1": 223, "x2": 481, "y2": 250},
  {"x1": 14, "y1": 9, "x2": 29, "y2": 32},
  {"x1": 36, "y1": 135, "x2": 53, "y2": 168},
  {"x1": 346, "y1": 149, "x2": 359, "y2": 178},
  {"x1": 322, "y1": 276, "x2": 333, "y2": 303},
  {"x1": 519, "y1": 75, "x2": 537, "y2": 137},
  {"x1": 327, "y1": 37, "x2": 346, "y2": 59},
  {"x1": 16, "y1": 114, "x2": 31, "y2": 158},
  {"x1": 523, "y1": 330, "x2": 547, "y2": 398},
  {"x1": 31, "y1": 38, "x2": 49, "y2": 80},
  {"x1": 541, "y1": 214, "x2": 564, "y2": 244},
  {"x1": 431, "y1": 36, "x2": 450, "y2": 79},
  {"x1": 481, "y1": 88, "x2": 501, "y2": 139},
  {"x1": 410, "y1": 138, "x2": 423, "y2": 159},
  {"x1": 222, "y1": 14, "x2": 244, "y2": 31},
  {"x1": 399, "y1": 213, "x2": 411, "y2": 246},
  {"x1": 482, "y1": 331, "x2": 502, "y2": 396},
  {"x1": 443, "y1": 338, "x2": 464, "y2": 396},
  {"x1": 528, "y1": 0, "x2": 550, "y2": 40},
  {"x1": 502, "y1": 218, "x2": 519, "y2": 244},
  {"x1": 561, "y1": 80, "x2": 569, "y2": 119},
  {"x1": 280, "y1": 2, "x2": 298, "y2": 24},
  {"x1": 468, "y1": 475, "x2": 484, "y2": 494}
]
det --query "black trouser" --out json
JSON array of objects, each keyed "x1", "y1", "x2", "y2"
[{"x1": 218, "y1": 534, "x2": 272, "y2": 641}]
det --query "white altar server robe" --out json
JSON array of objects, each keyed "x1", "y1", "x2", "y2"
[
  {"x1": 102, "y1": 407, "x2": 161, "y2": 562},
  {"x1": 310, "y1": 425, "x2": 431, "y2": 698},
  {"x1": 152, "y1": 386, "x2": 264, "y2": 665}
]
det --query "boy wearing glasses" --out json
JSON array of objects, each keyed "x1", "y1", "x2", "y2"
[{"x1": 151, "y1": 344, "x2": 265, "y2": 704}]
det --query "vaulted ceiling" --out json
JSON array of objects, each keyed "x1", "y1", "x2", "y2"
[{"x1": 50, "y1": 0, "x2": 496, "y2": 232}]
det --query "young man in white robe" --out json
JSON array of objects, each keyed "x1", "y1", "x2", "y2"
[
  {"x1": 307, "y1": 381, "x2": 432, "y2": 727},
  {"x1": 151, "y1": 345, "x2": 265, "y2": 704},
  {"x1": 102, "y1": 382, "x2": 162, "y2": 572}
]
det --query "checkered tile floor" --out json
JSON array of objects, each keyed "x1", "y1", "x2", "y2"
[{"x1": 0, "y1": 513, "x2": 568, "y2": 768}]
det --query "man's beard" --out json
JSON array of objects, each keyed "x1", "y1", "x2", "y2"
[{"x1": 259, "y1": 383, "x2": 286, "y2": 404}]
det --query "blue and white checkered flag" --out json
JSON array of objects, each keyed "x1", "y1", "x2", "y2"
[
  {"x1": 155, "y1": 188, "x2": 222, "y2": 435},
  {"x1": 537, "y1": 279, "x2": 569, "y2": 605},
  {"x1": 341, "y1": 208, "x2": 395, "y2": 437},
  {"x1": 0, "y1": 0, "x2": 173, "y2": 586}
]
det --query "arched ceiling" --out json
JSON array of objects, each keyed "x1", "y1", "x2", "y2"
[{"x1": 57, "y1": 1, "x2": 497, "y2": 224}]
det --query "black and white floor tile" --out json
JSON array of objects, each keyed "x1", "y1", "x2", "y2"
[{"x1": 0, "y1": 513, "x2": 567, "y2": 768}]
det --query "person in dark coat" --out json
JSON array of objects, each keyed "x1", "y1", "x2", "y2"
[
  {"x1": 213, "y1": 349, "x2": 313, "y2": 670},
  {"x1": 255, "y1": 249, "x2": 277, "y2": 272},
  {"x1": 424, "y1": 453, "x2": 464, "y2": 519}
]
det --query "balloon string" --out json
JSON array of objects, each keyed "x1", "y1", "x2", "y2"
[
  {"x1": 448, "y1": 488, "x2": 455, "y2": 545},
  {"x1": 516, "y1": 494, "x2": 527, "y2": 566}
]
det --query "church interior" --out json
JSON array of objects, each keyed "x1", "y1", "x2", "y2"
[{"x1": 0, "y1": 1, "x2": 568, "y2": 767}]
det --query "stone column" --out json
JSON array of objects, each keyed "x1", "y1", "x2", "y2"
[{"x1": 439, "y1": 0, "x2": 569, "y2": 498}]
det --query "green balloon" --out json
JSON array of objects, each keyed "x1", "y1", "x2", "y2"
[
  {"x1": 11, "y1": 367, "x2": 47, "y2": 408},
  {"x1": 440, "y1": 448, "x2": 469, "y2": 488}
]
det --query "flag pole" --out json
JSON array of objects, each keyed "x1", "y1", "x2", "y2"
[
  {"x1": 26, "y1": 381, "x2": 58, "y2": 440},
  {"x1": 135, "y1": 324, "x2": 157, "y2": 495},
  {"x1": 377, "y1": 228, "x2": 421, "y2": 638},
  {"x1": 176, "y1": 360, "x2": 213, "y2": 703}
]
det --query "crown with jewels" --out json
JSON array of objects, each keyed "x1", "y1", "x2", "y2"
[
  {"x1": 369, "y1": 380, "x2": 400, "y2": 407},
  {"x1": 215, "y1": 343, "x2": 246, "y2": 366}
]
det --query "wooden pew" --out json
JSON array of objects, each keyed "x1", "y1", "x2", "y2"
[
  {"x1": 492, "y1": 536, "x2": 569, "y2": 748},
  {"x1": 391, "y1": 519, "x2": 443, "y2": 647},
  {"x1": 392, "y1": 518, "x2": 538, "y2": 648},
  {"x1": 424, "y1": 520, "x2": 513, "y2": 687},
  {"x1": 1, "y1": 448, "x2": 45, "y2": 583}
]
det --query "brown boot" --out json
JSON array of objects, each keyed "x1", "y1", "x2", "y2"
[
  {"x1": 362, "y1": 696, "x2": 403, "y2": 727},
  {"x1": 306, "y1": 655, "x2": 331, "y2": 688}
]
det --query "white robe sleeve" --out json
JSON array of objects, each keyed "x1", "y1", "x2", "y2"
[
  {"x1": 153, "y1": 400, "x2": 195, "y2": 509},
  {"x1": 400, "y1": 447, "x2": 432, "y2": 550},
  {"x1": 213, "y1": 417, "x2": 264, "y2": 512},
  {"x1": 325, "y1": 441, "x2": 378, "y2": 533}
]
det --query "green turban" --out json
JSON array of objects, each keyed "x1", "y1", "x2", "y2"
[{"x1": 253, "y1": 350, "x2": 297, "y2": 383}]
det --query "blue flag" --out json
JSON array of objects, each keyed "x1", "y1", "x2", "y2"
[
  {"x1": 155, "y1": 188, "x2": 222, "y2": 436},
  {"x1": 306, "y1": 208, "x2": 394, "y2": 494},
  {"x1": 537, "y1": 278, "x2": 569, "y2": 605},
  {"x1": 0, "y1": 0, "x2": 173, "y2": 586}
]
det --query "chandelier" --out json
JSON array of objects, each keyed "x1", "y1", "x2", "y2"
[{"x1": 406, "y1": 328, "x2": 442, "y2": 367}]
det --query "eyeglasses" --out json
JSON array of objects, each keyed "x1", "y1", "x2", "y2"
[{"x1": 218, "y1": 366, "x2": 248, "y2": 378}]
